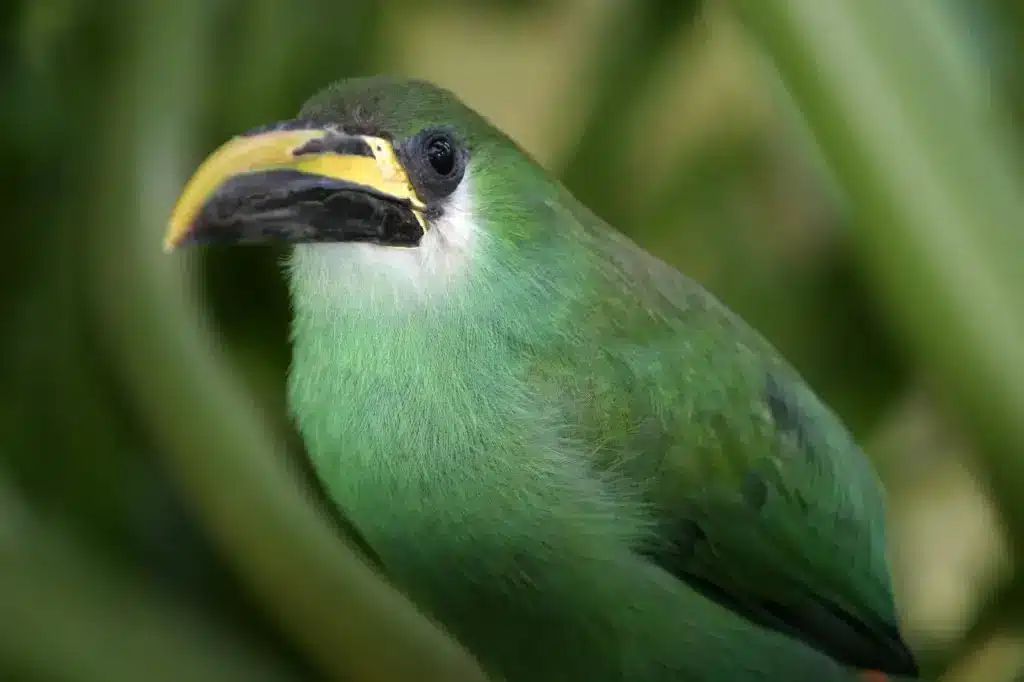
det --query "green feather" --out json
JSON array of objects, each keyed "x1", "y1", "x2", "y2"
[{"x1": 266, "y1": 77, "x2": 914, "y2": 681}]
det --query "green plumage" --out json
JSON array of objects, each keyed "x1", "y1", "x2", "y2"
[{"x1": 203, "y1": 77, "x2": 917, "y2": 681}]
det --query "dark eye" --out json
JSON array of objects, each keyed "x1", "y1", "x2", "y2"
[
  {"x1": 403, "y1": 127, "x2": 466, "y2": 201},
  {"x1": 425, "y1": 135, "x2": 455, "y2": 175}
]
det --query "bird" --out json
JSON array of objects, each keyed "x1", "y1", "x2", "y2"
[{"x1": 164, "y1": 76, "x2": 918, "y2": 682}]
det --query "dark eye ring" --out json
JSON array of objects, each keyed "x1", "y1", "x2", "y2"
[{"x1": 425, "y1": 134, "x2": 455, "y2": 176}]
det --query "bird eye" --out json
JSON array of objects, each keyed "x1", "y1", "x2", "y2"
[
  {"x1": 425, "y1": 134, "x2": 455, "y2": 176},
  {"x1": 403, "y1": 127, "x2": 466, "y2": 202}
]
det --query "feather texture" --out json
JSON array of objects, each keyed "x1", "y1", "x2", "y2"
[{"x1": 285, "y1": 77, "x2": 915, "y2": 682}]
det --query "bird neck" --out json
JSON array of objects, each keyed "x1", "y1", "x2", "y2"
[
  {"x1": 284, "y1": 231, "x2": 589, "y2": 525},
  {"x1": 283, "y1": 218, "x2": 673, "y2": 658}
]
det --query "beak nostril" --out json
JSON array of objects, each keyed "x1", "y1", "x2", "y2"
[{"x1": 292, "y1": 134, "x2": 374, "y2": 159}]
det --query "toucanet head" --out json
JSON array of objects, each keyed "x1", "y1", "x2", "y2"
[{"x1": 164, "y1": 76, "x2": 554, "y2": 257}]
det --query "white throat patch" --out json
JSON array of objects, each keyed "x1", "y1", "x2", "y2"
[{"x1": 289, "y1": 171, "x2": 480, "y2": 312}]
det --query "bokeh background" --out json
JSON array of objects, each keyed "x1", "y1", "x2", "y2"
[{"x1": 2, "y1": 0, "x2": 1022, "y2": 680}]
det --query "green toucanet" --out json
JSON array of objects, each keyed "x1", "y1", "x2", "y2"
[{"x1": 165, "y1": 77, "x2": 918, "y2": 682}]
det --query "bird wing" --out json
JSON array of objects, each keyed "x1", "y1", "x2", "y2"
[
  {"x1": 639, "y1": 364, "x2": 916, "y2": 676},
  {"x1": 554, "y1": 204, "x2": 917, "y2": 676}
]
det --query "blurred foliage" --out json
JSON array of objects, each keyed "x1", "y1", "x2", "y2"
[{"x1": 1, "y1": 0, "x2": 1022, "y2": 680}]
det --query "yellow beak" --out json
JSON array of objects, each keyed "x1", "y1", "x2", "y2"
[{"x1": 163, "y1": 125, "x2": 426, "y2": 251}]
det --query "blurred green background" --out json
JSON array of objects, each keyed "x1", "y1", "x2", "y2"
[{"x1": 1, "y1": 0, "x2": 1022, "y2": 680}]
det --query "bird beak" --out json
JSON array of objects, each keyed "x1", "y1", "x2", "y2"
[{"x1": 163, "y1": 122, "x2": 427, "y2": 252}]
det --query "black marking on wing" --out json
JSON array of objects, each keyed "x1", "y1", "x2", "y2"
[
  {"x1": 740, "y1": 471, "x2": 768, "y2": 511},
  {"x1": 642, "y1": 516, "x2": 919, "y2": 676},
  {"x1": 664, "y1": 519, "x2": 708, "y2": 563},
  {"x1": 765, "y1": 372, "x2": 812, "y2": 456}
]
